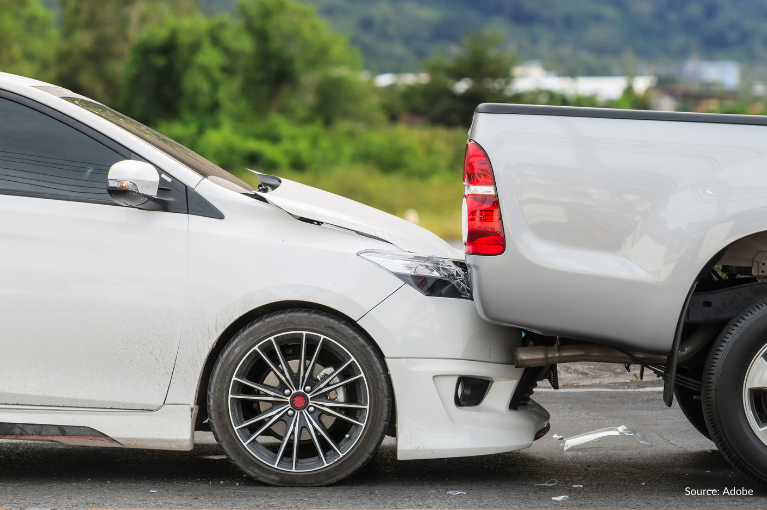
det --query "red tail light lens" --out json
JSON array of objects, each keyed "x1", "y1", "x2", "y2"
[
  {"x1": 464, "y1": 141, "x2": 495, "y2": 187},
  {"x1": 463, "y1": 141, "x2": 505, "y2": 255}
]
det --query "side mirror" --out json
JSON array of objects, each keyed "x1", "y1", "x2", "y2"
[{"x1": 107, "y1": 160, "x2": 159, "y2": 207}]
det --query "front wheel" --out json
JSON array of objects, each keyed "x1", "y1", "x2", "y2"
[
  {"x1": 702, "y1": 301, "x2": 767, "y2": 484},
  {"x1": 208, "y1": 309, "x2": 392, "y2": 486}
]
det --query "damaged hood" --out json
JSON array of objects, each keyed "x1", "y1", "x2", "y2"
[{"x1": 259, "y1": 177, "x2": 461, "y2": 259}]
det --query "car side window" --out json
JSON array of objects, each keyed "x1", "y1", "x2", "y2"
[{"x1": 0, "y1": 97, "x2": 123, "y2": 202}]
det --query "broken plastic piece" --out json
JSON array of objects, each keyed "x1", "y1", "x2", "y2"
[
  {"x1": 563, "y1": 425, "x2": 654, "y2": 451},
  {"x1": 447, "y1": 491, "x2": 466, "y2": 495},
  {"x1": 552, "y1": 496, "x2": 569, "y2": 501},
  {"x1": 201, "y1": 455, "x2": 227, "y2": 460},
  {"x1": 552, "y1": 434, "x2": 563, "y2": 440},
  {"x1": 534, "y1": 479, "x2": 558, "y2": 486},
  {"x1": 149, "y1": 490, "x2": 158, "y2": 493},
  {"x1": 572, "y1": 485, "x2": 583, "y2": 488}
]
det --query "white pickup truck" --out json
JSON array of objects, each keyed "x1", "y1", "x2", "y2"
[{"x1": 466, "y1": 104, "x2": 767, "y2": 484}]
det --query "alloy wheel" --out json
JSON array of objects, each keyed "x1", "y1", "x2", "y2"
[{"x1": 228, "y1": 331, "x2": 369, "y2": 472}]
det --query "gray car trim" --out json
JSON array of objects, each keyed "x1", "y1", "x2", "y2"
[{"x1": 475, "y1": 103, "x2": 767, "y2": 127}]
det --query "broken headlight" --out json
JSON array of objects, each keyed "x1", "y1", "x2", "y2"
[{"x1": 358, "y1": 249, "x2": 471, "y2": 299}]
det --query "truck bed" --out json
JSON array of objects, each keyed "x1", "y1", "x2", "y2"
[{"x1": 467, "y1": 104, "x2": 767, "y2": 354}]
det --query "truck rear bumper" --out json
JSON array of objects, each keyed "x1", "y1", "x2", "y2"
[{"x1": 387, "y1": 358, "x2": 550, "y2": 460}]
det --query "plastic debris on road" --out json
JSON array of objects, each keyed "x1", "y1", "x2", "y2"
[
  {"x1": 563, "y1": 425, "x2": 654, "y2": 451},
  {"x1": 201, "y1": 455, "x2": 227, "y2": 459},
  {"x1": 447, "y1": 491, "x2": 466, "y2": 495},
  {"x1": 534, "y1": 479, "x2": 558, "y2": 486},
  {"x1": 572, "y1": 485, "x2": 583, "y2": 488},
  {"x1": 149, "y1": 490, "x2": 158, "y2": 493},
  {"x1": 552, "y1": 434, "x2": 563, "y2": 440},
  {"x1": 552, "y1": 495, "x2": 569, "y2": 501}
]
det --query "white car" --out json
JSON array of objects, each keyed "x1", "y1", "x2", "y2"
[{"x1": 0, "y1": 73, "x2": 548, "y2": 486}]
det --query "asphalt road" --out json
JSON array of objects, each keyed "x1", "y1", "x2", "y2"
[{"x1": 2, "y1": 381, "x2": 766, "y2": 510}]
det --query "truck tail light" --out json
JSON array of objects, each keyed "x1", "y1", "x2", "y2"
[{"x1": 462, "y1": 141, "x2": 505, "y2": 255}]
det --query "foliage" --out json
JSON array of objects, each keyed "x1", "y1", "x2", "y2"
[
  {"x1": 402, "y1": 31, "x2": 517, "y2": 126},
  {"x1": 54, "y1": 0, "x2": 198, "y2": 104},
  {"x1": 0, "y1": 0, "x2": 57, "y2": 81},
  {"x1": 297, "y1": 0, "x2": 767, "y2": 77},
  {"x1": 121, "y1": 0, "x2": 381, "y2": 128}
]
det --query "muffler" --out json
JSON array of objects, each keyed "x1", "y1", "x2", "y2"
[
  {"x1": 514, "y1": 345, "x2": 666, "y2": 367},
  {"x1": 514, "y1": 323, "x2": 720, "y2": 368}
]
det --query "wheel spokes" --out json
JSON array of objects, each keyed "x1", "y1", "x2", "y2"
[
  {"x1": 244, "y1": 407, "x2": 289, "y2": 444},
  {"x1": 271, "y1": 338, "x2": 297, "y2": 391},
  {"x1": 236, "y1": 404, "x2": 289, "y2": 430},
  {"x1": 306, "y1": 414, "x2": 327, "y2": 466},
  {"x1": 292, "y1": 415, "x2": 302, "y2": 471},
  {"x1": 313, "y1": 400, "x2": 368, "y2": 410},
  {"x1": 234, "y1": 377, "x2": 284, "y2": 398},
  {"x1": 298, "y1": 333, "x2": 307, "y2": 388},
  {"x1": 304, "y1": 337, "x2": 324, "y2": 388},
  {"x1": 230, "y1": 394, "x2": 287, "y2": 403},
  {"x1": 274, "y1": 414, "x2": 298, "y2": 467},
  {"x1": 306, "y1": 412, "x2": 342, "y2": 456},
  {"x1": 255, "y1": 346, "x2": 294, "y2": 391},
  {"x1": 311, "y1": 373, "x2": 363, "y2": 398},
  {"x1": 313, "y1": 404, "x2": 365, "y2": 426},
  {"x1": 309, "y1": 358, "x2": 354, "y2": 395}
]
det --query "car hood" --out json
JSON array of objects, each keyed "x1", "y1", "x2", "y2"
[{"x1": 259, "y1": 177, "x2": 461, "y2": 259}]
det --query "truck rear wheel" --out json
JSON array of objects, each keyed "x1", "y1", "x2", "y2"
[{"x1": 702, "y1": 301, "x2": 767, "y2": 484}]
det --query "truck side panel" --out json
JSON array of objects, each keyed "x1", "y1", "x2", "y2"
[{"x1": 469, "y1": 112, "x2": 767, "y2": 353}]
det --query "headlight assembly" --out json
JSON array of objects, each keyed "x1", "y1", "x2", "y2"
[{"x1": 358, "y1": 249, "x2": 471, "y2": 299}]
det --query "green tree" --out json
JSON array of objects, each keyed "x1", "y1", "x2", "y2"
[
  {"x1": 120, "y1": 13, "x2": 243, "y2": 126},
  {"x1": 235, "y1": 0, "x2": 380, "y2": 124},
  {"x1": 55, "y1": 0, "x2": 197, "y2": 104},
  {"x1": 0, "y1": 0, "x2": 57, "y2": 81},
  {"x1": 121, "y1": 0, "x2": 382, "y2": 127},
  {"x1": 404, "y1": 30, "x2": 517, "y2": 126}
]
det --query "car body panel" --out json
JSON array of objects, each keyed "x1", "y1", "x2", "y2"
[
  {"x1": 358, "y1": 285, "x2": 520, "y2": 362},
  {"x1": 360, "y1": 285, "x2": 547, "y2": 459},
  {"x1": 0, "y1": 192, "x2": 187, "y2": 410},
  {"x1": 164, "y1": 178, "x2": 404, "y2": 405},
  {"x1": 263, "y1": 177, "x2": 461, "y2": 259},
  {"x1": 469, "y1": 110, "x2": 767, "y2": 353},
  {"x1": 388, "y1": 358, "x2": 547, "y2": 460},
  {"x1": 0, "y1": 404, "x2": 195, "y2": 450}
]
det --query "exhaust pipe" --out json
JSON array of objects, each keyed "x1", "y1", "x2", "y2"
[{"x1": 514, "y1": 323, "x2": 720, "y2": 368}]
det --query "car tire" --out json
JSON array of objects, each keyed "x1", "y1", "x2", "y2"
[
  {"x1": 208, "y1": 309, "x2": 392, "y2": 486},
  {"x1": 702, "y1": 300, "x2": 767, "y2": 484},
  {"x1": 674, "y1": 385, "x2": 711, "y2": 440}
]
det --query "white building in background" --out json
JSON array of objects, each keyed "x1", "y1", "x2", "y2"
[
  {"x1": 371, "y1": 60, "x2": 657, "y2": 103},
  {"x1": 655, "y1": 60, "x2": 741, "y2": 90},
  {"x1": 509, "y1": 60, "x2": 656, "y2": 102},
  {"x1": 373, "y1": 73, "x2": 430, "y2": 87}
]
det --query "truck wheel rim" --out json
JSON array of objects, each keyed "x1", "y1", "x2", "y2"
[
  {"x1": 228, "y1": 331, "x2": 369, "y2": 472},
  {"x1": 743, "y1": 342, "x2": 767, "y2": 446}
]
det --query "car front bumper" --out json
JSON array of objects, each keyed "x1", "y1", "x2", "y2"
[{"x1": 358, "y1": 285, "x2": 549, "y2": 460}]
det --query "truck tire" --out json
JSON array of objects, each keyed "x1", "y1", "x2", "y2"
[
  {"x1": 702, "y1": 301, "x2": 767, "y2": 484},
  {"x1": 674, "y1": 385, "x2": 711, "y2": 440},
  {"x1": 208, "y1": 309, "x2": 392, "y2": 486}
]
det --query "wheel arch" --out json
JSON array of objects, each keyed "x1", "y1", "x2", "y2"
[{"x1": 192, "y1": 300, "x2": 388, "y2": 430}]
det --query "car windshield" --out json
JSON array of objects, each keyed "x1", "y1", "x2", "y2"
[{"x1": 35, "y1": 86, "x2": 253, "y2": 193}]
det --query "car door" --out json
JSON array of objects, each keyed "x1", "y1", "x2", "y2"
[{"x1": 0, "y1": 95, "x2": 188, "y2": 410}]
